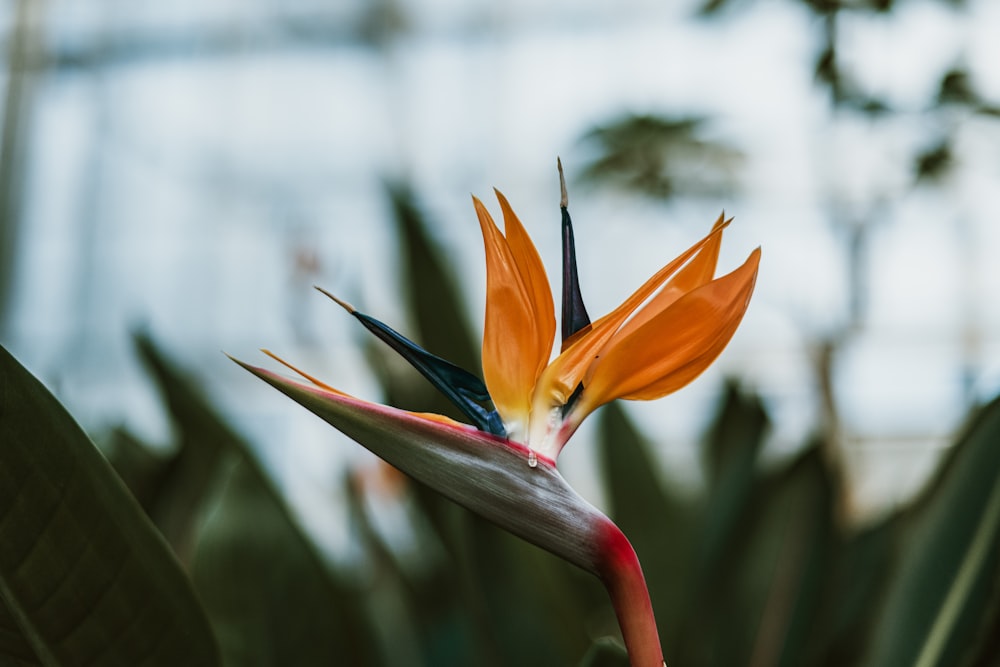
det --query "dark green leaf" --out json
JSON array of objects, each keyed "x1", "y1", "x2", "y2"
[
  {"x1": 810, "y1": 514, "x2": 901, "y2": 666},
  {"x1": 0, "y1": 344, "x2": 219, "y2": 666},
  {"x1": 101, "y1": 425, "x2": 171, "y2": 515},
  {"x1": 0, "y1": 596, "x2": 38, "y2": 665}
]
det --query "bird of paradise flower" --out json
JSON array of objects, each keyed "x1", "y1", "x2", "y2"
[{"x1": 233, "y1": 162, "x2": 760, "y2": 667}]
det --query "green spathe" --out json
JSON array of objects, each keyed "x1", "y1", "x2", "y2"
[
  {"x1": 233, "y1": 357, "x2": 606, "y2": 572},
  {"x1": 233, "y1": 356, "x2": 665, "y2": 666}
]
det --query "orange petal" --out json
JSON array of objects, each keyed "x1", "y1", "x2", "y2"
[
  {"x1": 533, "y1": 218, "x2": 732, "y2": 407},
  {"x1": 475, "y1": 195, "x2": 554, "y2": 429},
  {"x1": 581, "y1": 247, "x2": 760, "y2": 410},
  {"x1": 614, "y1": 212, "x2": 727, "y2": 341},
  {"x1": 495, "y1": 189, "x2": 556, "y2": 375}
]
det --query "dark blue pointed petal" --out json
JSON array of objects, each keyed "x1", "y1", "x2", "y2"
[
  {"x1": 559, "y1": 161, "x2": 592, "y2": 347},
  {"x1": 353, "y1": 310, "x2": 508, "y2": 436},
  {"x1": 320, "y1": 291, "x2": 506, "y2": 437}
]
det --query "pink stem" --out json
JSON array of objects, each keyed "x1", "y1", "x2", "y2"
[{"x1": 596, "y1": 518, "x2": 665, "y2": 667}]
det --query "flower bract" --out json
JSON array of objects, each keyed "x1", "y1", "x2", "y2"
[{"x1": 234, "y1": 171, "x2": 759, "y2": 667}]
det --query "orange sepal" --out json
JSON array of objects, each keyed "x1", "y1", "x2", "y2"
[
  {"x1": 615, "y1": 212, "x2": 728, "y2": 341},
  {"x1": 580, "y1": 247, "x2": 760, "y2": 410},
  {"x1": 475, "y1": 195, "x2": 553, "y2": 429},
  {"x1": 495, "y1": 189, "x2": 556, "y2": 379},
  {"x1": 533, "y1": 218, "x2": 732, "y2": 407}
]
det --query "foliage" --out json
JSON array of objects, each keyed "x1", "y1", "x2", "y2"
[
  {"x1": 576, "y1": 115, "x2": 743, "y2": 200},
  {"x1": 2, "y1": 191, "x2": 1000, "y2": 665}
]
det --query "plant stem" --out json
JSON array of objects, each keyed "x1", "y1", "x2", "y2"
[{"x1": 596, "y1": 518, "x2": 665, "y2": 667}]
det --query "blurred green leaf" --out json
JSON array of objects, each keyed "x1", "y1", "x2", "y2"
[
  {"x1": 387, "y1": 181, "x2": 480, "y2": 375},
  {"x1": 578, "y1": 114, "x2": 742, "y2": 200},
  {"x1": 597, "y1": 401, "x2": 695, "y2": 660},
  {"x1": 0, "y1": 344, "x2": 219, "y2": 666},
  {"x1": 577, "y1": 637, "x2": 629, "y2": 667},
  {"x1": 379, "y1": 182, "x2": 506, "y2": 664},
  {"x1": 102, "y1": 425, "x2": 171, "y2": 514},
  {"x1": 466, "y1": 509, "x2": 602, "y2": 667},
  {"x1": 134, "y1": 334, "x2": 382, "y2": 667},
  {"x1": 341, "y1": 472, "x2": 437, "y2": 667},
  {"x1": 697, "y1": 381, "x2": 770, "y2": 584},
  {"x1": 192, "y1": 459, "x2": 380, "y2": 666},
  {"x1": 133, "y1": 332, "x2": 232, "y2": 563},
  {"x1": 680, "y1": 443, "x2": 837, "y2": 667},
  {"x1": 864, "y1": 395, "x2": 1000, "y2": 667},
  {"x1": 809, "y1": 513, "x2": 901, "y2": 666}
]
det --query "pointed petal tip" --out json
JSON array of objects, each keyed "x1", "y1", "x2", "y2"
[
  {"x1": 471, "y1": 194, "x2": 490, "y2": 216},
  {"x1": 557, "y1": 157, "x2": 568, "y2": 208},
  {"x1": 227, "y1": 353, "x2": 267, "y2": 379},
  {"x1": 224, "y1": 351, "x2": 258, "y2": 376},
  {"x1": 314, "y1": 285, "x2": 355, "y2": 313},
  {"x1": 225, "y1": 352, "x2": 252, "y2": 370},
  {"x1": 492, "y1": 187, "x2": 512, "y2": 209},
  {"x1": 712, "y1": 210, "x2": 733, "y2": 231}
]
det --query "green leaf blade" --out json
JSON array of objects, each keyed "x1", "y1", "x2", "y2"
[
  {"x1": 134, "y1": 334, "x2": 383, "y2": 667},
  {"x1": 0, "y1": 345, "x2": 219, "y2": 666},
  {"x1": 865, "y1": 395, "x2": 1000, "y2": 667}
]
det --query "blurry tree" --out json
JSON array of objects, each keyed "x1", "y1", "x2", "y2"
[
  {"x1": 688, "y1": 0, "x2": 1000, "y2": 497},
  {"x1": 916, "y1": 64, "x2": 1000, "y2": 404},
  {"x1": 577, "y1": 114, "x2": 743, "y2": 200}
]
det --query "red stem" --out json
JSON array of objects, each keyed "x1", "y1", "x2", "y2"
[{"x1": 596, "y1": 519, "x2": 665, "y2": 667}]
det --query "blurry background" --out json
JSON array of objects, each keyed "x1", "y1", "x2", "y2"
[
  {"x1": 3, "y1": 0, "x2": 1000, "y2": 550},
  {"x1": 5, "y1": 1, "x2": 1000, "y2": 665}
]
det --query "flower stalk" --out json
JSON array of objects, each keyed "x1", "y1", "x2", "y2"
[{"x1": 596, "y1": 520, "x2": 665, "y2": 667}]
